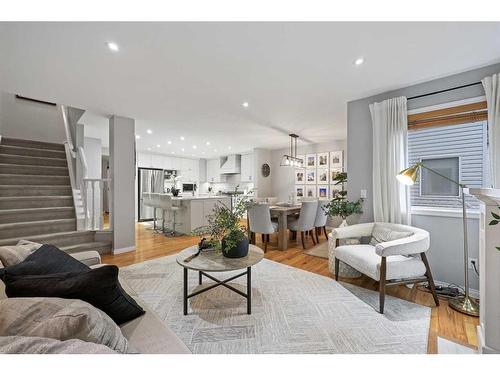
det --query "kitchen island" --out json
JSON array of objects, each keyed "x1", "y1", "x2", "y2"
[{"x1": 171, "y1": 195, "x2": 231, "y2": 234}]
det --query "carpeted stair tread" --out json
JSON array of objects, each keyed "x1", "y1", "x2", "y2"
[
  {"x1": 0, "y1": 196, "x2": 73, "y2": 209},
  {"x1": 0, "y1": 163, "x2": 69, "y2": 176},
  {"x1": 0, "y1": 230, "x2": 96, "y2": 247},
  {"x1": 0, "y1": 206, "x2": 75, "y2": 224},
  {"x1": 0, "y1": 153, "x2": 68, "y2": 167},
  {"x1": 0, "y1": 137, "x2": 65, "y2": 151},
  {"x1": 0, "y1": 145, "x2": 66, "y2": 159},
  {"x1": 0, "y1": 218, "x2": 77, "y2": 240},
  {"x1": 0, "y1": 186, "x2": 72, "y2": 197},
  {"x1": 0, "y1": 173, "x2": 70, "y2": 185}
]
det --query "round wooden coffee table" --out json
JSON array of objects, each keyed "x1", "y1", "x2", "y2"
[{"x1": 176, "y1": 244, "x2": 264, "y2": 315}]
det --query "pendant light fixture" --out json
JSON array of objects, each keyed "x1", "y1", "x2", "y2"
[{"x1": 280, "y1": 134, "x2": 303, "y2": 167}]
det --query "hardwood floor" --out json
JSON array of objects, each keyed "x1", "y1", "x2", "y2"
[{"x1": 102, "y1": 221, "x2": 479, "y2": 354}]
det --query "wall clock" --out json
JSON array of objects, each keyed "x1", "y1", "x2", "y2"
[{"x1": 261, "y1": 163, "x2": 271, "y2": 177}]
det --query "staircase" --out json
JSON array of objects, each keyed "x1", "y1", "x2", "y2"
[{"x1": 0, "y1": 137, "x2": 112, "y2": 255}]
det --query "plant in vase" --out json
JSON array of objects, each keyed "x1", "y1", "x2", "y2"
[
  {"x1": 204, "y1": 187, "x2": 253, "y2": 258},
  {"x1": 324, "y1": 171, "x2": 363, "y2": 227}
]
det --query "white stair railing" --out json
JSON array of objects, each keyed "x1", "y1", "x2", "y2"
[{"x1": 61, "y1": 105, "x2": 112, "y2": 231}]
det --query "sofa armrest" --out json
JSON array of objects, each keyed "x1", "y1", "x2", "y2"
[
  {"x1": 70, "y1": 251, "x2": 101, "y2": 267},
  {"x1": 375, "y1": 230, "x2": 430, "y2": 257},
  {"x1": 330, "y1": 223, "x2": 374, "y2": 242}
]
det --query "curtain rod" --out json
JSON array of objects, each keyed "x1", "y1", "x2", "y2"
[{"x1": 407, "y1": 81, "x2": 482, "y2": 101}]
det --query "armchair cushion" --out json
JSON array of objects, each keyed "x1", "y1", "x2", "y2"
[
  {"x1": 369, "y1": 224, "x2": 412, "y2": 245},
  {"x1": 335, "y1": 245, "x2": 427, "y2": 281}
]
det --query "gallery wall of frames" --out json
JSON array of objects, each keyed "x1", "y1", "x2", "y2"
[{"x1": 294, "y1": 151, "x2": 343, "y2": 200}]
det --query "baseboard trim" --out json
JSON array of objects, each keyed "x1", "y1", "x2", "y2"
[{"x1": 113, "y1": 245, "x2": 135, "y2": 255}]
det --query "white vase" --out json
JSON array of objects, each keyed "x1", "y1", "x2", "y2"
[{"x1": 339, "y1": 219, "x2": 348, "y2": 227}]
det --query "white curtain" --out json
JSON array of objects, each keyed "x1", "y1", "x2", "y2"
[
  {"x1": 482, "y1": 73, "x2": 500, "y2": 188},
  {"x1": 370, "y1": 96, "x2": 410, "y2": 224}
]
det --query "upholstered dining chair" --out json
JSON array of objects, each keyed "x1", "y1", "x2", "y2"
[
  {"x1": 313, "y1": 200, "x2": 329, "y2": 243},
  {"x1": 247, "y1": 203, "x2": 278, "y2": 252},
  {"x1": 287, "y1": 200, "x2": 319, "y2": 249},
  {"x1": 330, "y1": 222, "x2": 439, "y2": 313}
]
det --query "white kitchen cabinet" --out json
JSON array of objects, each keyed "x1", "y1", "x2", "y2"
[
  {"x1": 240, "y1": 153, "x2": 253, "y2": 182},
  {"x1": 199, "y1": 159, "x2": 207, "y2": 182},
  {"x1": 206, "y1": 158, "x2": 226, "y2": 183}
]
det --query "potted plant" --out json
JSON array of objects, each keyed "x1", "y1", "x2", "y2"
[
  {"x1": 204, "y1": 187, "x2": 253, "y2": 258},
  {"x1": 324, "y1": 171, "x2": 363, "y2": 227}
]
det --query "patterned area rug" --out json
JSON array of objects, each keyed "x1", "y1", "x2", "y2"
[{"x1": 120, "y1": 256, "x2": 430, "y2": 354}]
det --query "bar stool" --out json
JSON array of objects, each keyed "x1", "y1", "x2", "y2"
[
  {"x1": 149, "y1": 193, "x2": 163, "y2": 232},
  {"x1": 161, "y1": 195, "x2": 182, "y2": 236}
]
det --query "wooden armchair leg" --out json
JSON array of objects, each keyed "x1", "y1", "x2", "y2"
[
  {"x1": 421, "y1": 253, "x2": 439, "y2": 306},
  {"x1": 264, "y1": 235, "x2": 268, "y2": 253},
  {"x1": 323, "y1": 226, "x2": 328, "y2": 240},
  {"x1": 334, "y1": 258, "x2": 340, "y2": 281},
  {"x1": 379, "y1": 257, "x2": 387, "y2": 314}
]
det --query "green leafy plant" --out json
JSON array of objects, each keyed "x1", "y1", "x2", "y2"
[
  {"x1": 323, "y1": 171, "x2": 363, "y2": 220},
  {"x1": 489, "y1": 206, "x2": 500, "y2": 252},
  {"x1": 199, "y1": 187, "x2": 253, "y2": 254}
]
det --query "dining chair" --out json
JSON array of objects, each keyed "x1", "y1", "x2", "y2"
[
  {"x1": 287, "y1": 200, "x2": 319, "y2": 249},
  {"x1": 247, "y1": 203, "x2": 278, "y2": 252},
  {"x1": 314, "y1": 200, "x2": 329, "y2": 243}
]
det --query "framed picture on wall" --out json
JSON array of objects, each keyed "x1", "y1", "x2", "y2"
[
  {"x1": 317, "y1": 168, "x2": 328, "y2": 183},
  {"x1": 330, "y1": 151, "x2": 343, "y2": 168},
  {"x1": 330, "y1": 167, "x2": 342, "y2": 183},
  {"x1": 306, "y1": 154, "x2": 316, "y2": 168},
  {"x1": 317, "y1": 185, "x2": 329, "y2": 199},
  {"x1": 305, "y1": 186, "x2": 316, "y2": 198},
  {"x1": 331, "y1": 188, "x2": 341, "y2": 200},
  {"x1": 317, "y1": 152, "x2": 329, "y2": 168},
  {"x1": 295, "y1": 185, "x2": 305, "y2": 198},
  {"x1": 306, "y1": 169, "x2": 316, "y2": 184},
  {"x1": 295, "y1": 169, "x2": 305, "y2": 184}
]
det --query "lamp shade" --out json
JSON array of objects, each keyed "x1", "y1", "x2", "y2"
[{"x1": 396, "y1": 163, "x2": 420, "y2": 186}]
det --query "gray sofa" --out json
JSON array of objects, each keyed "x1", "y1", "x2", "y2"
[{"x1": 0, "y1": 250, "x2": 190, "y2": 354}]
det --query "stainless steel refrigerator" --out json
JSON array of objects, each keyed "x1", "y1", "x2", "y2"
[{"x1": 137, "y1": 167, "x2": 164, "y2": 221}]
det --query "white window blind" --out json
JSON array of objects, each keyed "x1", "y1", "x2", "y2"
[{"x1": 408, "y1": 121, "x2": 486, "y2": 209}]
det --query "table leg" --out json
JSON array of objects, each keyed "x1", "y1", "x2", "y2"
[
  {"x1": 247, "y1": 267, "x2": 251, "y2": 314},
  {"x1": 183, "y1": 267, "x2": 188, "y2": 315},
  {"x1": 198, "y1": 271, "x2": 202, "y2": 285},
  {"x1": 278, "y1": 211, "x2": 288, "y2": 250}
]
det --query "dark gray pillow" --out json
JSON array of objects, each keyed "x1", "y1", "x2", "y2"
[{"x1": 3, "y1": 265, "x2": 145, "y2": 325}]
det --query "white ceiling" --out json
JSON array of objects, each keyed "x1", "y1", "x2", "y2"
[{"x1": 1, "y1": 22, "x2": 500, "y2": 158}]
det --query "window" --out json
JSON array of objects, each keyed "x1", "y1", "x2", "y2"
[{"x1": 408, "y1": 120, "x2": 487, "y2": 209}]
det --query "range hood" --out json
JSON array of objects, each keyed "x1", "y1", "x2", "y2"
[{"x1": 220, "y1": 154, "x2": 241, "y2": 174}]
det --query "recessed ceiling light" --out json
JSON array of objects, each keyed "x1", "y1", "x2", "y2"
[
  {"x1": 181, "y1": 148, "x2": 185, "y2": 152},
  {"x1": 206, "y1": 141, "x2": 210, "y2": 146},
  {"x1": 147, "y1": 147, "x2": 151, "y2": 151},
  {"x1": 202, "y1": 152, "x2": 205, "y2": 155},
  {"x1": 156, "y1": 144, "x2": 161, "y2": 148},
  {"x1": 135, "y1": 135, "x2": 140, "y2": 139},
  {"x1": 167, "y1": 140, "x2": 172, "y2": 145},
  {"x1": 106, "y1": 42, "x2": 119, "y2": 52},
  {"x1": 171, "y1": 151, "x2": 175, "y2": 154},
  {"x1": 146, "y1": 129, "x2": 153, "y2": 134},
  {"x1": 214, "y1": 149, "x2": 217, "y2": 152},
  {"x1": 228, "y1": 146, "x2": 232, "y2": 150},
  {"x1": 180, "y1": 136, "x2": 185, "y2": 141},
  {"x1": 242, "y1": 102, "x2": 249, "y2": 108},
  {"x1": 354, "y1": 57, "x2": 364, "y2": 66},
  {"x1": 193, "y1": 145, "x2": 197, "y2": 149}
]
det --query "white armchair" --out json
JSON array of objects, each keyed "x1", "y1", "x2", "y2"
[{"x1": 330, "y1": 222, "x2": 439, "y2": 313}]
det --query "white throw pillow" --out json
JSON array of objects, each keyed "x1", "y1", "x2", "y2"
[
  {"x1": 0, "y1": 240, "x2": 42, "y2": 267},
  {"x1": 369, "y1": 225, "x2": 412, "y2": 246},
  {"x1": 0, "y1": 297, "x2": 130, "y2": 353}
]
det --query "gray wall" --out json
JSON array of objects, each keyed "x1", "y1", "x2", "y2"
[
  {"x1": 253, "y1": 148, "x2": 273, "y2": 198},
  {"x1": 0, "y1": 91, "x2": 65, "y2": 143},
  {"x1": 110, "y1": 115, "x2": 136, "y2": 254},
  {"x1": 347, "y1": 63, "x2": 500, "y2": 290},
  {"x1": 270, "y1": 140, "x2": 346, "y2": 202}
]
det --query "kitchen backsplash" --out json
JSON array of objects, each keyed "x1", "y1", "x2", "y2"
[{"x1": 199, "y1": 182, "x2": 254, "y2": 194}]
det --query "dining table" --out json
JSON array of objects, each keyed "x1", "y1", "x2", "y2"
[{"x1": 269, "y1": 204, "x2": 302, "y2": 250}]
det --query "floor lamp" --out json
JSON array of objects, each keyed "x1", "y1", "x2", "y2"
[{"x1": 397, "y1": 162, "x2": 479, "y2": 316}]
